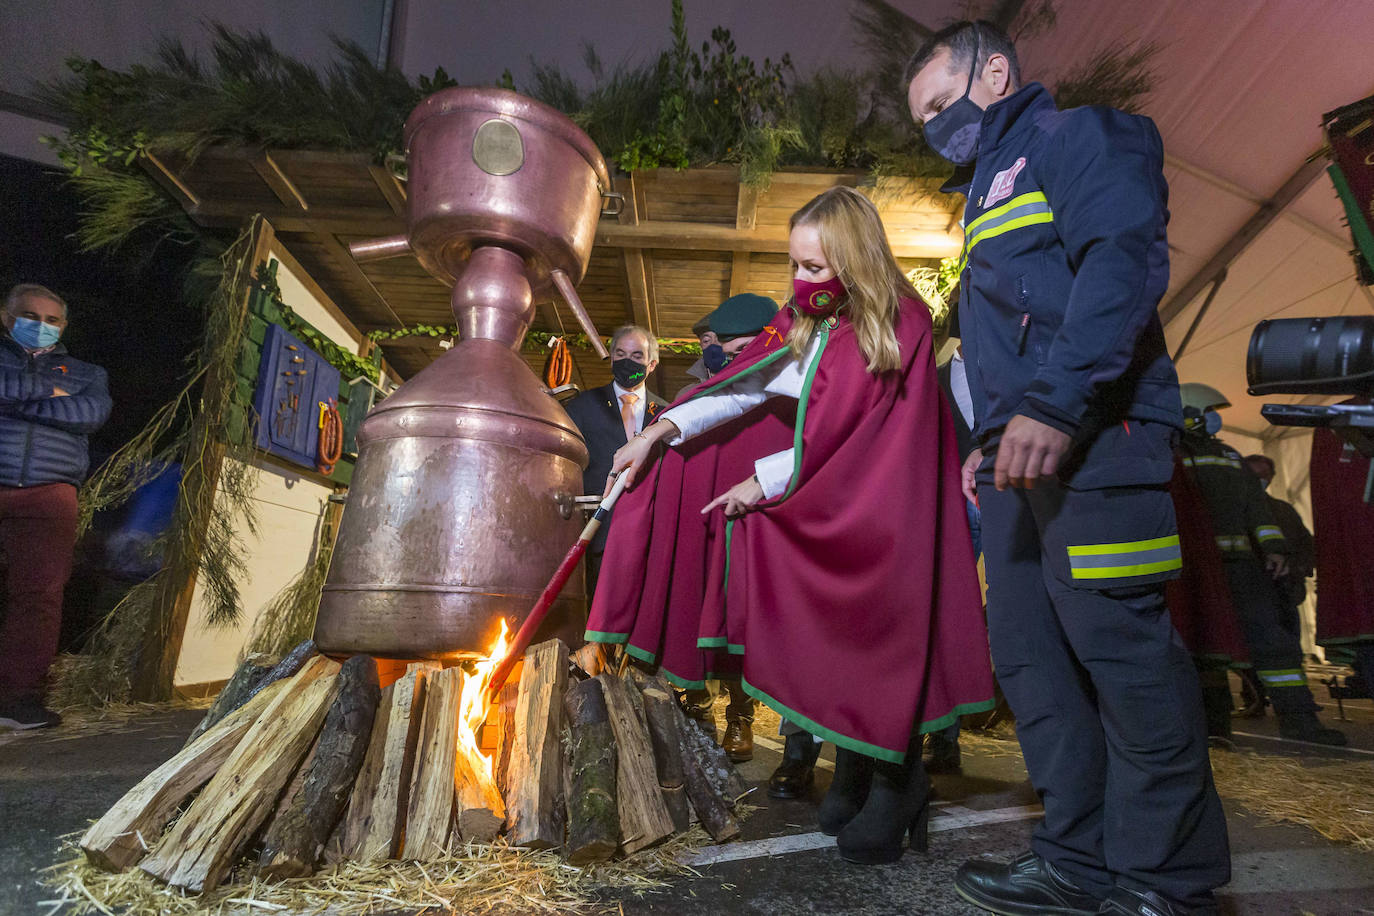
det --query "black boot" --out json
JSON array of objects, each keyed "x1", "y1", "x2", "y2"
[
  {"x1": 835, "y1": 746, "x2": 931, "y2": 864},
  {"x1": 818, "y1": 747, "x2": 874, "y2": 836},
  {"x1": 1196, "y1": 666, "x2": 1235, "y2": 750},
  {"x1": 1269, "y1": 685, "x2": 1347, "y2": 746},
  {"x1": 924, "y1": 728, "x2": 963, "y2": 773},
  {"x1": 768, "y1": 730, "x2": 822, "y2": 799}
]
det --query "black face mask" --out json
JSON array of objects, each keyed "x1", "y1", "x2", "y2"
[
  {"x1": 922, "y1": 34, "x2": 985, "y2": 166},
  {"x1": 612, "y1": 357, "x2": 648, "y2": 389},
  {"x1": 702, "y1": 343, "x2": 731, "y2": 374}
]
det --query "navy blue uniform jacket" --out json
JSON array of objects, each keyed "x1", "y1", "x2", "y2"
[{"x1": 945, "y1": 82, "x2": 1182, "y2": 484}]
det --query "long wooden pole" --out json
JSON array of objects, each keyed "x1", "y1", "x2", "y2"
[{"x1": 487, "y1": 472, "x2": 631, "y2": 698}]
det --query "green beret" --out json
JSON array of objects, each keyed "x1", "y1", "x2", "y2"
[{"x1": 708, "y1": 293, "x2": 780, "y2": 339}]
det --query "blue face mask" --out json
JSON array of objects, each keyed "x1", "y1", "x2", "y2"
[
  {"x1": 922, "y1": 35, "x2": 985, "y2": 166},
  {"x1": 10, "y1": 316, "x2": 62, "y2": 350},
  {"x1": 1204, "y1": 410, "x2": 1223, "y2": 435},
  {"x1": 702, "y1": 343, "x2": 731, "y2": 374}
]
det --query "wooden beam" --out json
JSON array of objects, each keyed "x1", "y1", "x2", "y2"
[
  {"x1": 251, "y1": 150, "x2": 310, "y2": 211},
  {"x1": 728, "y1": 183, "x2": 761, "y2": 296},
  {"x1": 594, "y1": 219, "x2": 961, "y2": 259},
  {"x1": 1159, "y1": 152, "x2": 1329, "y2": 328},
  {"x1": 187, "y1": 201, "x2": 403, "y2": 235},
  {"x1": 141, "y1": 151, "x2": 200, "y2": 210},
  {"x1": 265, "y1": 228, "x2": 366, "y2": 346},
  {"x1": 312, "y1": 228, "x2": 409, "y2": 330},
  {"x1": 616, "y1": 174, "x2": 655, "y2": 336},
  {"x1": 369, "y1": 165, "x2": 407, "y2": 216}
]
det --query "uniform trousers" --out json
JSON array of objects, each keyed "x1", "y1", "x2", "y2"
[
  {"x1": 1223, "y1": 559, "x2": 1317, "y2": 713},
  {"x1": 978, "y1": 473, "x2": 1229, "y2": 908}
]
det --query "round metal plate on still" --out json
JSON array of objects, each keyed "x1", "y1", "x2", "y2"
[{"x1": 472, "y1": 118, "x2": 524, "y2": 176}]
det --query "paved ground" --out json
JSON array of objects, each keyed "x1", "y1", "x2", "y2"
[{"x1": 2, "y1": 676, "x2": 1372, "y2": 916}]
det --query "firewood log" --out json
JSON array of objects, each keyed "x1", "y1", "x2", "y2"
[
  {"x1": 505, "y1": 639, "x2": 569, "y2": 848},
  {"x1": 338, "y1": 661, "x2": 437, "y2": 860},
  {"x1": 183, "y1": 654, "x2": 270, "y2": 746},
  {"x1": 494, "y1": 680, "x2": 519, "y2": 799},
  {"x1": 80, "y1": 678, "x2": 288, "y2": 871},
  {"x1": 628, "y1": 672, "x2": 692, "y2": 833},
  {"x1": 139, "y1": 656, "x2": 341, "y2": 892},
  {"x1": 258, "y1": 655, "x2": 381, "y2": 878},
  {"x1": 403, "y1": 666, "x2": 461, "y2": 860},
  {"x1": 597, "y1": 673, "x2": 675, "y2": 853},
  {"x1": 563, "y1": 677, "x2": 618, "y2": 864}
]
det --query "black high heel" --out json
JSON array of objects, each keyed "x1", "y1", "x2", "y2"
[
  {"x1": 818, "y1": 747, "x2": 874, "y2": 836},
  {"x1": 836, "y1": 747, "x2": 931, "y2": 865}
]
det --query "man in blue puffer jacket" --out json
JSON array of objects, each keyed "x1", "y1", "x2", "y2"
[{"x1": 0, "y1": 284, "x2": 111, "y2": 730}]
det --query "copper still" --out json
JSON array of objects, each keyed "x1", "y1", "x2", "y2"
[{"x1": 314, "y1": 88, "x2": 619, "y2": 660}]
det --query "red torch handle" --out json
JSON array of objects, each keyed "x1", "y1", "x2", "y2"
[{"x1": 487, "y1": 471, "x2": 632, "y2": 697}]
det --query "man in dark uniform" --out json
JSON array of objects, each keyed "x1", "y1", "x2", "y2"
[
  {"x1": 906, "y1": 21, "x2": 1228, "y2": 916},
  {"x1": 1243, "y1": 453, "x2": 1314, "y2": 639},
  {"x1": 563, "y1": 325, "x2": 666, "y2": 596},
  {"x1": 1176, "y1": 384, "x2": 1343, "y2": 746}
]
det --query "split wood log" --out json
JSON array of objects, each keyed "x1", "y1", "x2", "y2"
[
  {"x1": 339, "y1": 661, "x2": 436, "y2": 860},
  {"x1": 494, "y1": 680, "x2": 519, "y2": 799},
  {"x1": 505, "y1": 638, "x2": 569, "y2": 848},
  {"x1": 563, "y1": 678, "x2": 618, "y2": 864},
  {"x1": 570, "y1": 642, "x2": 607, "y2": 677},
  {"x1": 452, "y1": 747, "x2": 505, "y2": 844},
  {"x1": 183, "y1": 654, "x2": 270, "y2": 746},
  {"x1": 80, "y1": 678, "x2": 289, "y2": 871},
  {"x1": 139, "y1": 656, "x2": 341, "y2": 892},
  {"x1": 628, "y1": 672, "x2": 692, "y2": 833},
  {"x1": 451, "y1": 669, "x2": 506, "y2": 844},
  {"x1": 597, "y1": 673, "x2": 675, "y2": 854},
  {"x1": 258, "y1": 655, "x2": 381, "y2": 878},
  {"x1": 403, "y1": 666, "x2": 461, "y2": 860},
  {"x1": 677, "y1": 719, "x2": 741, "y2": 843},
  {"x1": 681, "y1": 715, "x2": 750, "y2": 802},
  {"x1": 185, "y1": 640, "x2": 318, "y2": 748}
]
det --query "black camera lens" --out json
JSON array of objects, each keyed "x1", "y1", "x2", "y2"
[{"x1": 1247, "y1": 316, "x2": 1374, "y2": 396}]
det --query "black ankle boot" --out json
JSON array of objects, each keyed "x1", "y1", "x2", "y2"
[
  {"x1": 768, "y1": 731, "x2": 822, "y2": 799},
  {"x1": 835, "y1": 747, "x2": 930, "y2": 864},
  {"x1": 818, "y1": 747, "x2": 874, "y2": 836}
]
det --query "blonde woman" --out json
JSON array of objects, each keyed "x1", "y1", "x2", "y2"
[{"x1": 586, "y1": 186, "x2": 992, "y2": 864}]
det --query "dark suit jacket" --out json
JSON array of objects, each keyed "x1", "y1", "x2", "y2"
[
  {"x1": 564, "y1": 383, "x2": 667, "y2": 551},
  {"x1": 937, "y1": 359, "x2": 976, "y2": 462}
]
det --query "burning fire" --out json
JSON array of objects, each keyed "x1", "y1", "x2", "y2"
[{"x1": 455, "y1": 619, "x2": 511, "y2": 783}]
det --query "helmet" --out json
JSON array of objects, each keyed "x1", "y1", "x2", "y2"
[{"x1": 1179, "y1": 383, "x2": 1230, "y2": 414}]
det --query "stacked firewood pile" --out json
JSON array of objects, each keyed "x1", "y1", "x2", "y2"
[{"x1": 78, "y1": 639, "x2": 747, "y2": 894}]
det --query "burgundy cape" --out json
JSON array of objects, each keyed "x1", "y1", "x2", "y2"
[
  {"x1": 1310, "y1": 418, "x2": 1374, "y2": 647},
  {"x1": 1166, "y1": 456, "x2": 1247, "y2": 662},
  {"x1": 585, "y1": 301, "x2": 995, "y2": 763}
]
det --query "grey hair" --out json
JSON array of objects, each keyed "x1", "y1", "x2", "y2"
[
  {"x1": 610, "y1": 324, "x2": 658, "y2": 363},
  {"x1": 6, "y1": 283, "x2": 69, "y2": 320}
]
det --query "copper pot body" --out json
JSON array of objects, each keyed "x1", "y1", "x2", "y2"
[{"x1": 314, "y1": 89, "x2": 607, "y2": 659}]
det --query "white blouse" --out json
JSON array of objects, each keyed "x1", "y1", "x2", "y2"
[{"x1": 658, "y1": 331, "x2": 824, "y2": 499}]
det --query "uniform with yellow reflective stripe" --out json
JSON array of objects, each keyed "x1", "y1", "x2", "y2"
[
  {"x1": 942, "y1": 82, "x2": 1181, "y2": 447},
  {"x1": 956, "y1": 83, "x2": 1228, "y2": 907},
  {"x1": 1176, "y1": 428, "x2": 1334, "y2": 726}
]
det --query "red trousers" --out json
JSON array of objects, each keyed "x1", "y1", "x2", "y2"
[{"x1": 0, "y1": 483, "x2": 78, "y2": 698}]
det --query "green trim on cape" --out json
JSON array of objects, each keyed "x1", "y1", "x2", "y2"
[{"x1": 584, "y1": 629, "x2": 629, "y2": 644}]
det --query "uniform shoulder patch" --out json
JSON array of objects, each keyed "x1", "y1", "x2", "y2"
[{"x1": 984, "y1": 157, "x2": 1027, "y2": 208}]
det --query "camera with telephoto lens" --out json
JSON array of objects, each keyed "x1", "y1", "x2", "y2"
[{"x1": 1246, "y1": 316, "x2": 1374, "y2": 456}]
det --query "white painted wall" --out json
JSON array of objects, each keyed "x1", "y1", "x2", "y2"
[{"x1": 173, "y1": 455, "x2": 332, "y2": 686}]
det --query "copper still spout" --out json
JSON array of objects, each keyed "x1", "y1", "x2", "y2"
[{"x1": 314, "y1": 88, "x2": 615, "y2": 659}]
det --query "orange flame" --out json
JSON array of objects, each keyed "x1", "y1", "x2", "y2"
[{"x1": 455, "y1": 619, "x2": 511, "y2": 782}]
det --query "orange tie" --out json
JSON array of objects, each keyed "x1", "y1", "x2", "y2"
[{"x1": 619, "y1": 392, "x2": 639, "y2": 441}]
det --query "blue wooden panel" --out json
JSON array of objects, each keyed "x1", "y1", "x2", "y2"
[{"x1": 252, "y1": 323, "x2": 342, "y2": 471}]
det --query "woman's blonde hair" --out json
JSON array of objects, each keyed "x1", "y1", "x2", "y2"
[{"x1": 786, "y1": 186, "x2": 918, "y2": 373}]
